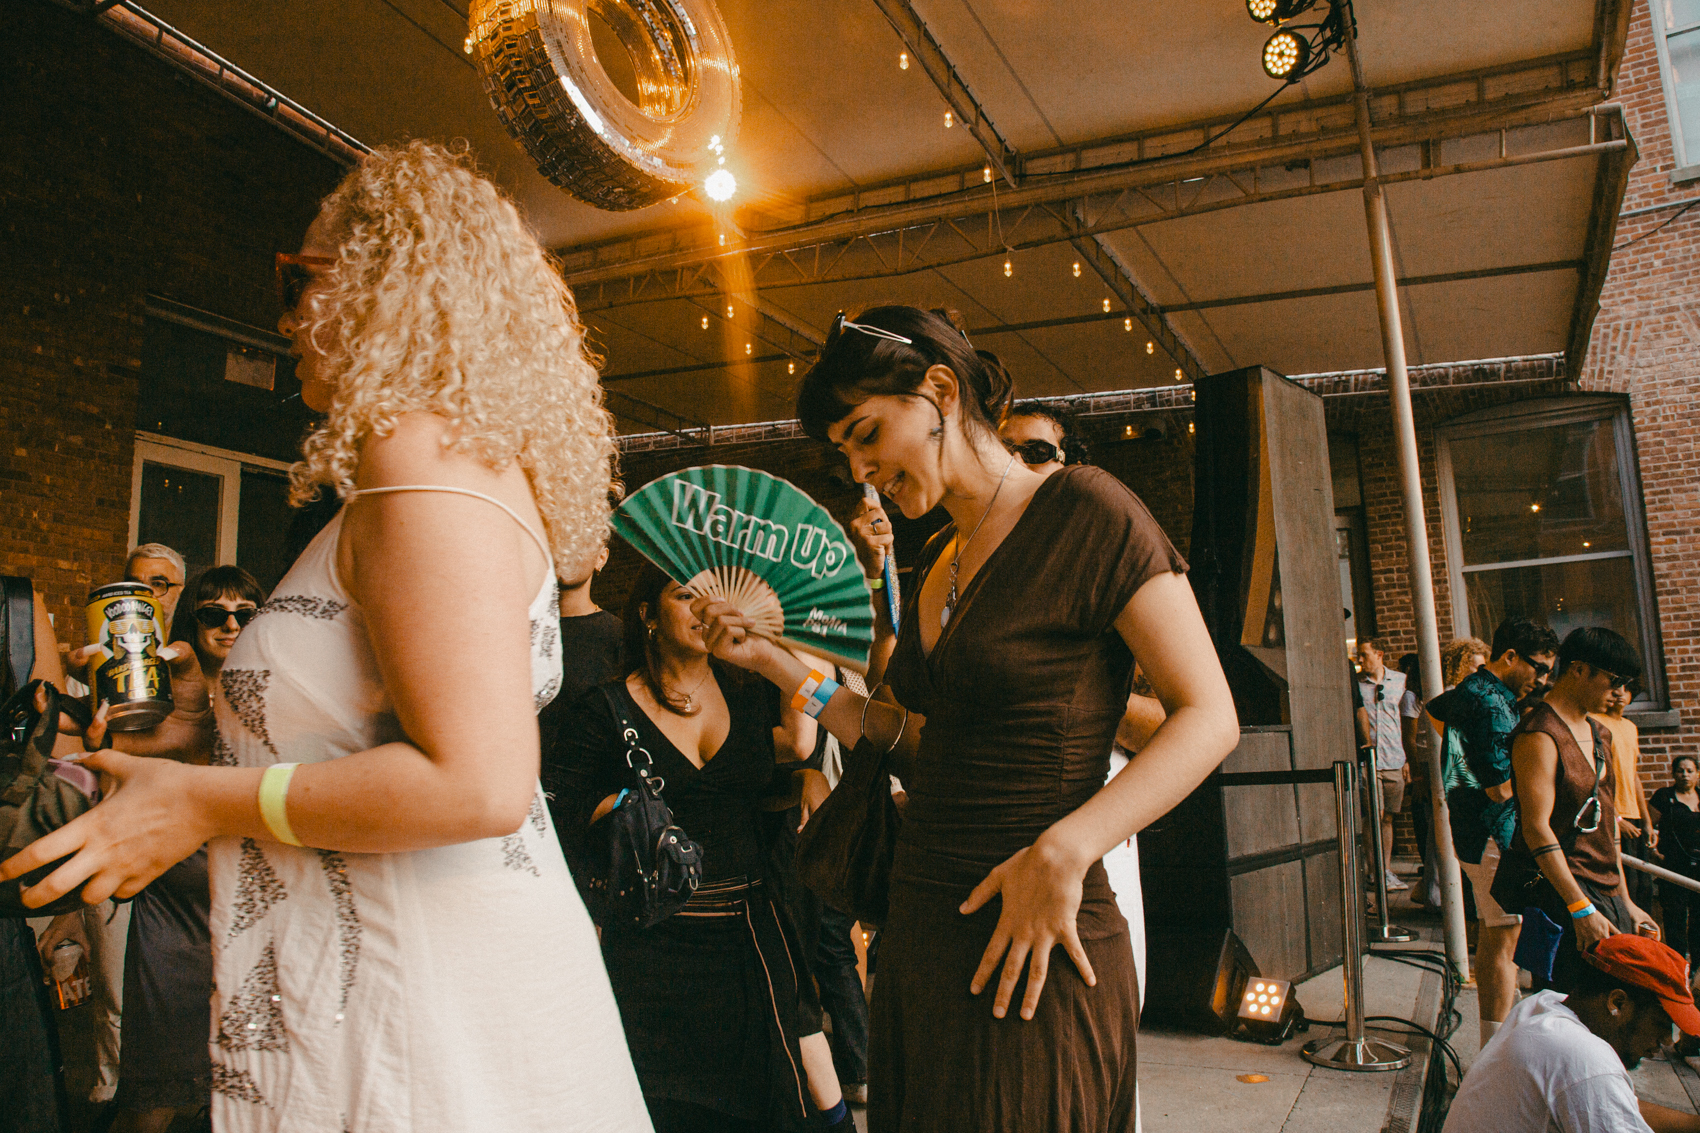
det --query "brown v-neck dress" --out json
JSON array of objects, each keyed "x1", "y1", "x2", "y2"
[{"x1": 873, "y1": 465, "x2": 1187, "y2": 1133}]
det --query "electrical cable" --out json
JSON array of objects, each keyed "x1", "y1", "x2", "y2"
[{"x1": 1612, "y1": 199, "x2": 1700, "y2": 252}]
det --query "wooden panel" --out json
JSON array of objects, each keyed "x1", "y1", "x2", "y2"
[
  {"x1": 1231, "y1": 859, "x2": 1308, "y2": 980},
  {"x1": 1304, "y1": 846, "x2": 1345, "y2": 975},
  {"x1": 1260, "y1": 369, "x2": 1355, "y2": 844},
  {"x1": 1222, "y1": 728, "x2": 1301, "y2": 860}
]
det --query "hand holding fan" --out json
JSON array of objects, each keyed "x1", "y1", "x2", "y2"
[{"x1": 612, "y1": 466, "x2": 876, "y2": 672}]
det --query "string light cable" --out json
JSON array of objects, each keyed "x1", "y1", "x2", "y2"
[{"x1": 1612, "y1": 198, "x2": 1700, "y2": 253}]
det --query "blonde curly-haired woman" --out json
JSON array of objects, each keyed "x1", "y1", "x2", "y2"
[{"x1": 4, "y1": 143, "x2": 653, "y2": 1132}]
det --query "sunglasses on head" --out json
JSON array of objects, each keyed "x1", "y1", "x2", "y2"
[
  {"x1": 276, "y1": 253, "x2": 335, "y2": 312},
  {"x1": 1011, "y1": 439, "x2": 1062, "y2": 465},
  {"x1": 193, "y1": 606, "x2": 257, "y2": 630},
  {"x1": 826, "y1": 312, "x2": 913, "y2": 348}
]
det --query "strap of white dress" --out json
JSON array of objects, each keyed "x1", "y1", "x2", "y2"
[{"x1": 346, "y1": 485, "x2": 553, "y2": 568}]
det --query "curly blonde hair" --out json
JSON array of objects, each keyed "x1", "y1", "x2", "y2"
[{"x1": 288, "y1": 141, "x2": 615, "y2": 570}]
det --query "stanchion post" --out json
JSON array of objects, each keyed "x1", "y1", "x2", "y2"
[
  {"x1": 1361, "y1": 746, "x2": 1417, "y2": 944},
  {"x1": 1303, "y1": 759, "x2": 1412, "y2": 1071}
]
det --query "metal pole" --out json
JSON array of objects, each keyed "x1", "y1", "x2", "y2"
[
  {"x1": 1624, "y1": 854, "x2": 1700, "y2": 895},
  {"x1": 1304, "y1": 760, "x2": 1411, "y2": 1071},
  {"x1": 1362, "y1": 747, "x2": 1416, "y2": 943},
  {"x1": 1342, "y1": 19, "x2": 1470, "y2": 981}
]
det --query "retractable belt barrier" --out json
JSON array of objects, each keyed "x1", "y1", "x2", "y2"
[{"x1": 1218, "y1": 762, "x2": 1413, "y2": 1072}]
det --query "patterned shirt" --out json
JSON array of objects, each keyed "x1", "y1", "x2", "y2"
[{"x1": 1429, "y1": 666, "x2": 1522, "y2": 862}]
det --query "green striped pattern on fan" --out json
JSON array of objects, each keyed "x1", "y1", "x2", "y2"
[{"x1": 612, "y1": 465, "x2": 875, "y2": 672}]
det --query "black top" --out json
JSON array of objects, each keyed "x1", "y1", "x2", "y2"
[
  {"x1": 548, "y1": 667, "x2": 783, "y2": 886},
  {"x1": 1652, "y1": 786, "x2": 1700, "y2": 876},
  {"x1": 538, "y1": 609, "x2": 624, "y2": 834}
]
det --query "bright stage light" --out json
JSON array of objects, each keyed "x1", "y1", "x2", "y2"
[
  {"x1": 704, "y1": 168, "x2": 737, "y2": 201},
  {"x1": 1263, "y1": 29, "x2": 1310, "y2": 80},
  {"x1": 1246, "y1": 0, "x2": 1317, "y2": 23}
]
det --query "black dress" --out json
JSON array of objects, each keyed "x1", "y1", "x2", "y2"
[
  {"x1": 550, "y1": 668, "x2": 818, "y2": 1133},
  {"x1": 1651, "y1": 786, "x2": 1700, "y2": 959}
]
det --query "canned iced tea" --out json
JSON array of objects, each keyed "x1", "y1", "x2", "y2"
[{"x1": 84, "y1": 581, "x2": 173, "y2": 731}]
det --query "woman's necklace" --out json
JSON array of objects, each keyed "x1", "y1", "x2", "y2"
[
  {"x1": 666, "y1": 665, "x2": 713, "y2": 711},
  {"x1": 941, "y1": 454, "x2": 1017, "y2": 630}
]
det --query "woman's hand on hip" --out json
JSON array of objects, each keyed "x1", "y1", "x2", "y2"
[
  {"x1": 961, "y1": 835, "x2": 1096, "y2": 1020},
  {"x1": 0, "y1": 750, "x2": 219, "y2": 908}
]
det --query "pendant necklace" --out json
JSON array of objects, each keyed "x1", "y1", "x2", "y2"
[
  {"x1": 941, "y1": 453, "x2": 1017, "y2": 630},
  {"x1": 668, "y1": 666, "x2": 712, "y2": 711}
]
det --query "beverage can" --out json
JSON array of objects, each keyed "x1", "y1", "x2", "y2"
[{"x1": 84, "y1": 582, "x2": 174, "y2": 731}]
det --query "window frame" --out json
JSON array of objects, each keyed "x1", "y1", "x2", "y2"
[
  {"x1": 1434, "y1": 396, "x2": 1670, "y2": 718},
  {"x1": 129, "y1": 432, "x2": 293, "y2": 571},
  {"x1": 1651, "y1": 5, "x2": 1700, "y2": 184}
]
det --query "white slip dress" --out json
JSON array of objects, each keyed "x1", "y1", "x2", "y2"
[{"x1": 204, "y1": 486, "x2": 652, "y2": 1133}]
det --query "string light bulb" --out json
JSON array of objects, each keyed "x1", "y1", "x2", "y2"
[
  {"x1": 1072, "y1": 262, "x2": 1081, "y2": 278},
  {"x1": 701, "y1": 315, "x2": 709, "y2": 330},
  {"x1": 704, "y1": 168, "x2": 736, "y2": 201},
  {"x1": 1189, "y1": 421, "x2": 1196, "y2": 435},
  {"x1": 1125, "y1": 318, "x2": 1133, "y2": 331},
  {"x1": 463, "y1": 34, "x2": 474, "y2": 54},
  {"x1": 983, "y1": 166, "x2": 992, "y2": 183},
  {"x1": 1146, "y1": 341, "x2": 1155, "y2": 354},
  {"x1": 899, "y1": 51, "x2": 909, "y2": 69},
  {"x1": 726, "y1": 304, "x2": 734, "y2": 318},
  {"x1": 1003, "y1": 258, "x2": 1013, "y2": 277},
  {"x1": 1176, "y1": 368, "x2": 1184, "y2": 380},
  {"x1": 745, "y1": 343, "x2": 753, "y2": 355},
  {"x1": 1102, "y1": 298, "x2": 1112, "y2": 313},
  {"x1": 944, "y1": 111, "x2": 954, "y2": 128},
  {"x1": 788, "y1": 360, "x2": 796, "y2": 375}
]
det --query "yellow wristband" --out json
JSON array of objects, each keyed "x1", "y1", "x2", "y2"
[
  {"x1": 1567, "y1": 897, "x2": 1592, "y2": 914},
  {"x1": 258, "y1": 763, "x2": 304, "y2": 847}
]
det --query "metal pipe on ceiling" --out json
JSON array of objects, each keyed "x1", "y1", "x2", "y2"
[{"x1": 1341, "y1": 20, "x2": 1470, "y2": 981}]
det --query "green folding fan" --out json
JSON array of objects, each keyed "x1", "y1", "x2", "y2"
[{"x1": 612, "y1": 465, "x2": 875, "y2": 672}]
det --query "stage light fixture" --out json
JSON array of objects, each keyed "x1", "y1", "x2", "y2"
[
  {"x1": 704, "y1": 168, "x2": 737, "y2": 201},
  {"x1": 1262, "y1": 30, "x2": 1309, "y2": 80},
  {"x1": 1246, "y1": 0, "x2": 1317, "y2": 24},
  {"x1": 1232, "y1": 978, "x2": 1305, "y2": 1044}
]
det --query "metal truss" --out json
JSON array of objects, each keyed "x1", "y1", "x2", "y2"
[
  {"x1": 612, "y1": 353, "x2": 1571, "y2": 451},
  {"x1": 90, "y1": 1, "x2": 369, "y2": 166},
  {"x1": 870, "y1": 0, "x2": 1020, "y2": 188},
  {"x1": 561, "y1": 50, "x2": 1608, "y2": 294}
]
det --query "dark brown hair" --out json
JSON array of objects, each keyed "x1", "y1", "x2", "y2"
[
  {"x1": 622, "y1": 562, "x2": 697, "y2": 716},
  {"x1": 797, "y1": 306, "x2": 1013, "y2": 441}
]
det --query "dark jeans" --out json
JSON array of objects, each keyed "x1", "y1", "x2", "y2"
[
  {"x1": 1662, "y1": 880, "x2": 1700, "y2": 962},
  {"x1": 815, "y1": 906, "x2": 869, "y2": 1085},
  {"x1": 1528, "y1": 878, "x2": 1636, "y2": 994},
  {"x1": 0, "y1": 918, "x2": 63, "y2": 1133},
  {"x1": 1622, "y1": 831, "x2": 1655, "y2": 908}
]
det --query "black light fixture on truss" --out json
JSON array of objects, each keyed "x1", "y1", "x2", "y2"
[{"x1": 1248, "y1": 0, "x2": 1353, "y2": 84}]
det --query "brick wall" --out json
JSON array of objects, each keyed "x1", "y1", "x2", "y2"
[
  {"x1": 0, "y1": 0, "x2": 342, "y2": 645},
  {"x1": 1579, "y1": 0, "x2": 1700, "y2": 786}
]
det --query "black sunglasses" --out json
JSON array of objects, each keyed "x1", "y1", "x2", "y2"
[
  {"x1": 276, "y1": 253, "x2": 334, "y2": 312},
  {"x1": 1593, "y1": 666, "x2": 1633, "y2": 691},
  {"x1": 1011, "y1": 439, "x2": 1062, "y2": 465},
  {"x1": 193, "y1": 606, "x2": 257, "y2": 630}
]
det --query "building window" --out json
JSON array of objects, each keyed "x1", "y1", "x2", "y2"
[
  {"x1": 1652, "y1": 0, "x2": 1700, "y2": 183},
  {"x1": 1436, "y1": 397, "x2": 1666, "y2": 711},
  {"x1": 131, "y1": 434, "x2": 298, "y2": 595}
]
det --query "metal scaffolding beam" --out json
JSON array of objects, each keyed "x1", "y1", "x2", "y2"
[
  {"x1": 559, "y1": 51, "x2": 1602, "y2": 286},
  {"x1": 870, "y1": 0, "x2": 1020, "y2": 188},
  {"x1": 570, "y1": 109, "x2": 1628, "y2": 320}
]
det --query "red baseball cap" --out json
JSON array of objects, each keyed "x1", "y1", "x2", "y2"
[{"x1": 1584, "y1": 934, "x2": 1700, "y2": 1036}]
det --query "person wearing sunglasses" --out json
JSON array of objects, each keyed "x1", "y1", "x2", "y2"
[
  {"x1": 125, "y1": 543, "x2": 188, "y2": 624},
  {"x1": 1492, "y1": 627, "x2": 1658, "y2": 995},
  {"x1": 1428, "y1": 616, "x2": 1560, "y2": 1045},
  {"x1": 697, "y1": 305, "x2": 1238, "y2": 1132},
  {"x1": 999, "y1": 400, "x2": 1087, "y2": 473},
  {"x1": 6, "y1": 143, "x2": 653, "y2": 1132}
]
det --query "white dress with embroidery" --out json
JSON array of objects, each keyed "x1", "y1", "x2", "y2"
[{"x1": 205, "y1": 497, "x2": 652, "y2": 1132}]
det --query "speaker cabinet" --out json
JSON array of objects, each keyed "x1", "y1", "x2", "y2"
[{"x1": 1143, "y1": 366, "x2": 1353, "y2": 989}]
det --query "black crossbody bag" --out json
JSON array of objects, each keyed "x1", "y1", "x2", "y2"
[{"x1": 582, "y1": 687, "x2": 702, "y2": 929}]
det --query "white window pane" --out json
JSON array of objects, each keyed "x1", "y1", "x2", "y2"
[
  {"x1": 1448, "y1": 417, "x2": 1627, "y2": 566},
  {"x1": 1464, "y1": 557, "x2": 1646, "y2": 685},
  {"x1": 1666, "y1": 0, "x2": 1700, "y2": 31},
  {"x1": 1668, "y1": 28, "x2": 1700, "y2": 163}
]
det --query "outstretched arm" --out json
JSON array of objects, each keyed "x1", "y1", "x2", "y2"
[{"x1": 4, "y1": 413, "x2": 551, "y2": 908}]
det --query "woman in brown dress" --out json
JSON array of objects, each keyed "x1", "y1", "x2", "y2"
[{"x1": 694, "y1": 306, "x2": 1239, "y2": 1132}]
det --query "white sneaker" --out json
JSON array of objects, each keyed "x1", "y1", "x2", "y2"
[{"x1": 1384, "y1": 871, "x2": 1409, "y2": 891}]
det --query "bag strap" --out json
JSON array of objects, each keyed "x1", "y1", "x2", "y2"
[
  {"x1": 1, "y1": 576, "x2": 35, "y2": 700},
  {"x1": 599, "y1": 685, "x2": 666, "y2": 799}
]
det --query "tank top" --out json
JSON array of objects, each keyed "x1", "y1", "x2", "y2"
[{"x1": 1507, "y1": 701, "x2": 1620, "y2": 890}]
